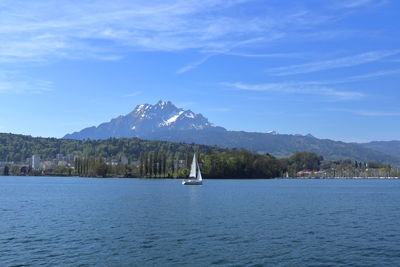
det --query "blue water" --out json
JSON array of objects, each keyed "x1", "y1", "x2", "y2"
[{"x1": 1, "y1": 177, "x2": 400, "y2": 266}]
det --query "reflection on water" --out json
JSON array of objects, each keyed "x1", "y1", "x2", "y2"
[{"x1": 187, "y1": 184, "x2": 202, "y2": 205}]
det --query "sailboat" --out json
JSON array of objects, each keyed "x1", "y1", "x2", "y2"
[{"x1": 182, "y1": 154, "x2": 203, "y2": 185}]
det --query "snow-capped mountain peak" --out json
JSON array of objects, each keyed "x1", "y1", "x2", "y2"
[
  {"x1": 156, "y1": 100, "x2": 170, "y2": 109},
  {"x1": 183, "y1": 110, "x2": 195, "y2": 118},
  {"x1": 130, "y1": 100, "x2": 220, "y2": 132},
  {"x1": 64, "y1": 100, "x2": 225, "y2": 140},
  {"x1": 159, "y1": 111, "x2": 185, "y2": 127}
]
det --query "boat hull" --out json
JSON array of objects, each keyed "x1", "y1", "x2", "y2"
[{"x1": 182, "y1": 180, "x2": 202, "y2": 185}]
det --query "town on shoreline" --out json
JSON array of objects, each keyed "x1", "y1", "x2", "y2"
[{"x1": 1, "y1": 152, "x2": 398, "y2": 179}]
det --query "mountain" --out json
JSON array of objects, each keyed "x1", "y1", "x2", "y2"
[
  {"x1": 144, "y1": 130, "x2": 400, "y2": 165},
  {"x1": 64, "y1": 100, "x2": 400, "y2": 165},
  {"x1": 64, "y1": 100, "x2": 224, "y2": 140},
  {"x1": 360, "y1": 141, "x2": 400, "y2": 159}
]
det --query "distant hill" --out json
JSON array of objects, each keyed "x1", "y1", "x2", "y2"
[
  {"x1": 64, "y1": 100, "x2": 400, "y2": 165},
  {"x1": 359, "y1": 141, "x2": 400, "y2": 159},
  {"x1": 143, "y1": 130, "x2": 400, "y2": 165},
  {"x1": 0, "y1": 132, "x2": 223, "y2": 163}
]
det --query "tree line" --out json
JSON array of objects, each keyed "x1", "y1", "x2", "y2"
[
  {"x1": 6, "y1": 133, "x2": 395, "y2": 178},
  {"x1": 36, "y1": 151, "x2": 323, "y2": 179}
]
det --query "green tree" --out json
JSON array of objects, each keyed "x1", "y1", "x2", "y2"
[{"x1": 3, "y1": 165, "x2": 9, "y2": 176}]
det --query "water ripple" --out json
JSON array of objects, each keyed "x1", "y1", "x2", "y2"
[{"x1": 1, "y1": 177, "x2": 400, "y2": 266}]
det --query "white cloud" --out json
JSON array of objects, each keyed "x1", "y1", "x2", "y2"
[
  {"x1": 334, "y1": 69, "x2": 400, "y2": 83},
  {"x1": 267, "y1": 50, "x2": 400, "y2": 76},
  {"x1": 0, "y1": 0, "x2": 274, "y2": 62},
  {"x1": 218, "y1": 51, "x2": 305, "y2": 58},
  {"x1": 176, "y1": 101, "x2": 196, "y2": 108},
  {"x1": 124, "y1": 91, "x2": 142, "y2": 97},
  {"x1": 220, "y1": 67, "x2": 400, "y2": 101},
  {"x1": 341, "y1": 0, "x2": 374, "y2": 8},
  {"x1": 206, "y1": 107, "x2": 231, "y2": 112},
  {"x1": 0, "y1": 0, "x2": 370, "y2": 64},
  {"x1": 337, "y1": 109, "x2": 400, "y2": 117},
  {"x1": 177, "y1": 37, "x2": 283, "y2": 73},
  {"x1": 177, "y1": 55, "x2": 214, "y2": 74},
  {"x1": 0, "y1": 71, "x2": 52, "y2": 94},
  {"x1": 355, "y1": 111, "x2": 400, "y2": 116},
  {"x1": 221, "y1": 81, "x2": 364, "y2": 100},
  {"x1": 283, "y1": 69, "x2": 400, "y2": 86},
  {"x1": 339, "y1": 0, "x2": 387, "y2": 8}
]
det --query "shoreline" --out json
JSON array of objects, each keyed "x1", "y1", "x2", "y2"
[{"x1": 1, "y1": 175, "x2": 400, "y2": 180}]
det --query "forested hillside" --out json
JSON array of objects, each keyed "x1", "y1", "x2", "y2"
[
  {"x1": 0, "y1": 133, "x2": 327, "y2": 178},
  {"x1": 0, "y1": 133, "x2": 222, "y2": 163}
]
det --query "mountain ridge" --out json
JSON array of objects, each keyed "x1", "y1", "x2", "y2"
[
  {"x1": 64, "y1": 100, "x2": 400, "y2": 165},
  {"x1": 359, "y1": 140, "x2": 400, "y2": 159},
  {"x1": 64, "y1": 100, "x2": 225, "y2": 140}
]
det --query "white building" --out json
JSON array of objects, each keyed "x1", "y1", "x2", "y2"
[
  {"x1": 41, "y1": 161, "x2": 55, "y2": 171},
  {"x1": 32, "y1": 155, "x2": 41, "y2": 170}
]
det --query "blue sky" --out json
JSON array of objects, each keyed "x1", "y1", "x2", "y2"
[{"x1": 0, "y1": 0, "x2": 399, "y2": 142}]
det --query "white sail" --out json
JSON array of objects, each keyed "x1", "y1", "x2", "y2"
[
  {"x1": 189, "y1": 154, "x2": 197, "y2": 178},
  {"x1": 196, "y1": 164, "x2": 202, "y2": 181}
]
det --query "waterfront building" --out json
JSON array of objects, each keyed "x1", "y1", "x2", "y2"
[{"x1": 32, "y1": 155, "x2": 41, "y2": 170}]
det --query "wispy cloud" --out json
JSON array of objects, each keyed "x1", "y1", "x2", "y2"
[
  {"x1": 177, "y1": 48, "x2": 304, "y2": 73},
  {"x1": 124, "y1": 91, "x2": 142, "y2": 97},
  {"x1": 338, "y1": 0, "x2": 388, "y2": 8},
  {"x1": 0, "y1": 0, "x2": 275, "y2": 62},
  {"x1": 176, "y1": 101, "x2": 196, "y2": 108},
  {"x1": 221, "y1": 66, "x2": 400, "y2": 101},
  {"x1": 206, "y1": 107, "x2": 231, "y2": 113},
  {"x1": 336, "y1": 109, "x2": 400, "y2": 117},
  {"x1": 341, "y1": 0, "x2": 375, "y2": 8},
  {"x1": 176, "y1": 37, "x2": 270, "y2": 73},
  {"x1": 220, "y1": 52, "x2": 304, "y2": 58},
  {"x1": 385, "y1": 58, "x2": 400, "y2": 63},
  {"x1": 0, "y1": 0, "x2": 370, "y2": 64},
  {"x1": 334, "y1": 69, "x2": 400, "y2": 83},
  {"x1": 221, "y1": 81, "x2": 364, "y2": 100},
  {"x1": 0, "y1": 71, "x2": 52, "y2": 94},
  {"x1": 177, "y1": 55, "x2": 214, "y2": 74},
  {"x1": 290, "y1": 69, "x2": 400, "y2": 85},
  {"x1": 268, "y1": 50, "x2": 400, "y2": 76}
]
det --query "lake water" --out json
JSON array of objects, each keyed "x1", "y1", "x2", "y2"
[{"x1": 1, "y1": 177, "x2": 400, "y2": 266}]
